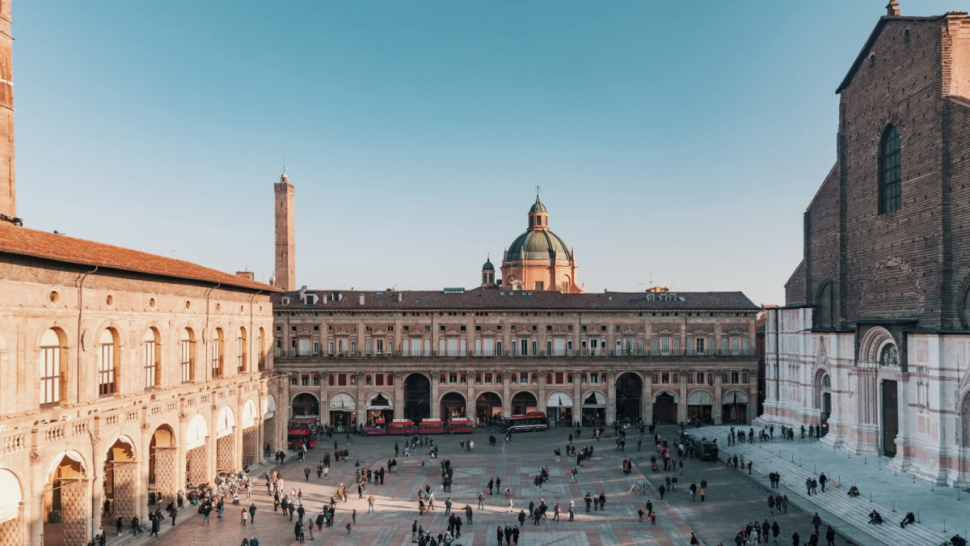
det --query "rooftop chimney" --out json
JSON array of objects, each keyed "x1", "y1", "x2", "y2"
[
  {"x1": 235, "y1": 271, "x2": 254, "y2": 280},
  {"x1": 886, "y1": 0, "x2": 900, "y2": 16},
  {"x1": 359, "y1": 294, "x2": 365, "y2": 306}
]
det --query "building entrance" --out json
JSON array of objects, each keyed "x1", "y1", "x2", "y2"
[
  {"x1": 404, "y1": 373, "x2": 431, "y2": 422},
  {"x1": 882, "y1": 380, "x2": 898, "y2": 457}
]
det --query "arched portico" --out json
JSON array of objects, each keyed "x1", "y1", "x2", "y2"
[
  {"x1": 475, "y1": 392, "x2": 502, "y2": 425},
  {"x1": 365, "y1": 392, "x2": 393, "y2": 424},
  {"x1": 546, "y1": 392, "x2": 573, "y2": 426},
  {"x1": 149, "y1": 425, "x2": 177, "y2": 505},
  {"x1": 241, "y1": 400, "x2": 259, "y2": 465},
  {"x1": 185, "y1": 414, "x2": 209, "y2": 486},
  {"x1": 44, "y1": 451, "x2": 89, "y2": 546},
  {"x1": 652, "y1": 390, "x2": 678, "y2": 424},
  {"x1": 215, "y1": 406, "x2": 236, "y2": 472},
  {"x1": 103, "y1": 437, "x2": 137, "y2": 520},
  {"x1": 440, "y1": 391, "x2": 466, "y2": 419},
  {"x1": 0, "y1": 469, "x2": 25, "y2": 545}
]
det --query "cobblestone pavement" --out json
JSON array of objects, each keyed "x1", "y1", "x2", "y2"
[{"x1": 125, "y1": 426, "x2": 851, "y2": 546}]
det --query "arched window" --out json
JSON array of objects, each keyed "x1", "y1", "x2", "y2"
[
  {"x1": 237, "y1": 327, "x2": 247, "y2": 373},
  {"x1": 143, "y1": 328, "x2": 160, "y2": 389},
  {"x1": 39, "y1": 328, "x2": 67, "y2": 406},
  {"x1": 180, "y1": 329, "x2": 194, "y2": 383},
  {"x1": 99, "y1": 329, "x2": 118, "y2": 396},
  {"x1": 212, "y1": 328, "x2": 224, "y2": 378},
  {"x1": 878, "y1": 125, "x2": 901, "y2": 214},
  {"x1": 257, "y1": 328, "x2": 265, "y2": 371}
]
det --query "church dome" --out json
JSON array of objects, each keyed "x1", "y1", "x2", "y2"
[
  {"x1": 529, "y1": 196, "x2": 548, "y2": 213},
  {"x1": 507, "y1": 230, "x2": 572, "y2": 261},
  {"x1": 482, "y1": 259, "x2": 495, "y2": 271}
]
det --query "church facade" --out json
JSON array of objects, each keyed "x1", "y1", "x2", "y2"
[
  {"x1": 272, "y1": 187, "x2": 761, "y2": 432},
  {"x1": 763, "y1": 4, "x2": 970, "y2": 487}
]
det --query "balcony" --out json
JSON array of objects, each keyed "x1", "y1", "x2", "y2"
[{"x1": 275, "y1": 348, "x2": 759, "y2": 362}]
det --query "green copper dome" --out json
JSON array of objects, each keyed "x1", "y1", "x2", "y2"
[
  {"x1": 507, "y1": 230, "x2": 572, "y2": 261},
  {"x1": 482, "y1": 259, "x2": 495, "y2": 271},
  {"x1": 529, "y1": 195, "x2": 548, "y2": 213}
]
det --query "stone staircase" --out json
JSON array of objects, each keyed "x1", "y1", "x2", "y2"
[{"x1": 695, "y1": 427, "x2": 951, "y2": 546}]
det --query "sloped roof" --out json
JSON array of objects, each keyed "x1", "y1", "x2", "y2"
[
  {"x1": 0, "y1": 221, "x2": 277, "y2": 292},
  {"x1": 836, "y1": 15, "x2": 946, "y2": 94},
  {"x1": 273, "y1": 288, "x2": 759, "y2": 311}
]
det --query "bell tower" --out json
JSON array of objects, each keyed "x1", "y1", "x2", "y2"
[
  {"x1": 0, "y1": 0, "x2": 15, "y2": 220},
  {"x1": 273, "y1": 170, "x2": 295, "y2": 291}
]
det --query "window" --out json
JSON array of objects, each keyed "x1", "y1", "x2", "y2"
[
  {"x1": 302, "y1": 375, "x2": 310, "y2": 386},
  {"x1": 98, "y1": 329, "x2": 117, "y2": 396},
  {"x1": 731, "y1": 372, "x2": 739, "y2": 384},
  {"x1": 313, "y1": 375, "x2": 320, "y2": 386},
  {"x1": 531, "y1": 339, "x2": 537, "y2": 356},
  {"x1": 615, "y1": 340, "x2": 622, "y2": 355},
  {"x1": 567, "y1": 339, "x2": 573, "y2": 353},
  {"x1": 350, "y1": 340, "x2": 356, "y2": 355},
  {"x1": 696, "y1": 338, "x2": 705, "y2": 355},
  {"x1": 731, "y1": 338, "x2": 740, "y2": 356},
  {"x1": 697, "y1": 372, "x2": 704, "y2": 384},
  {"x1": 662, "y1": 372, "x2": 670, "y2": 384},
  {"x1": 328, "y1": 341, "x2": 335, "y2": 356},
  {"x1": 212, "y1": 328, "x2": 224, "y2": 378},
  {"x1": 257, "y1": 328, "x2": 265, "y2": 371},
  {"x1": 637, "y1": 339, "x2": 643, "y2": 355},
  {"x1": 143, "y1": 329, "x2": 159, "y2": 389},
  {"x1": 651, "y1": 339, "x2": 658, "y2": 354},
  {"x1": 511, "y1": 340, "x2": 518, "y2": 356},
  {"x1": 376, "y1": 339, "x2": 384, "y2": 355},
  {"x1": 40, "y1": 329, "x2": 65, "y2": 406},
  {"x1": 722, "y1": 338, "x2": 728, "y2": 355},
  {"x1": 547, "y1": 339, "x2": 553, "y2": 355},
  {"x1": 313, "y1": 341, "x2": 320, "y2": 356},
  {"x1": 238, "y1": 327, "x2": 247, "y2": 372},
  {"x1": 661, "y1": 337, "x2": 670, "y2": 356},
  {"x1": 742, "y1": 373, "x2": 749, "y2": 384},
  {"x1": 742, "y1": 338, "x2": 749, "y2": 354},
  {"x1": 878, "y1": 125, "x2": 901, "y2": 214},
  {"x1": 180, "y1": 329, "x2": 194, "y2": 382},
  {"x1": 673, "y1": 339, "x2": 680, "y2": 354},
  {"x1": 534, "y1": 281, "x2": 544, "y2": 290}
]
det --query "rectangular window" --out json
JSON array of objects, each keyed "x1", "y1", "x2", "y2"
[
  {"x1": 556, "y1": 372, "x2": 563, "y2": 384},
  {"x1": 651, "y1": 339, "x2": 658, "y2": 354},
  {"x1": 511, "y1": 340, "x2": 518, "y2": 356},
  {"x1": 375, "y1": 374, "x2": 384, "y2": 386},
  {"x1": 388, "y1": 340, "x2": 393, "y2": 355},
  {"x1": 338, "y1": 374, "x2": 346, "y2": 386},
  {"x1": 581, "y1": 339, "x2": 588, "y2": 355},
  {"x1": 547, "y1": 339, "x2": 552, "y2": 356},
  {"x1": 40, "y1": 345, "x2": 61, "y2": 405},
  {"x1": 313, "y1": 375, "x2": 320, "y2": 386},
  {"x1": 697, "y1": 372, "x2": 704, "y2": 384},
  {"x1": 181, "y1": 340, "x2": 192, "y2": 383},
  {"x1": 313, "y1": 341, "x2": 320, "y2": 356},
  {"x1": 495, "y1": 340, "x2": 502, "y2": 355},
  {"x1": 447, "y1": 339, "x2": 457, "y2": 356},
  {"x1": 722, "y1": 339, "x2": 728, "y2": 355},
  {"x1": 673, "y1": 373, "x2": 678, "y2": 383},
  {"x1": 743, "y1": 338, "x2": 749, "y2": 354},
  {"x1": 301, "y1": 375, "x2": 309, "y2": 386},
  {"x1": 275, "y1": 339, "x2": 282, "y2": 358},
  {"x1": 485, "y1": 373, "x2": 492, "y2": 384},
  {"x1": 708, "y1": 338, "x2": 714, "y2": 355},
  {"x1": 237, "y1": 336, "x2": 245, "y2": 373},
  {"x1": 99, "y1": 342, "x2": 116, "y2": 396},
  {"x1": 652, "y1": 374, "x2": 658, "y2": 383},
  {"x1": 450, "y1": 374, "x2": 457, "y2": 384},
  {"x1": 531, "y1": 339, "x2": 537, "y2": 356},
  {"x1": 439, "y1": 340, "x2": 445, "y2": 356},
  {"x1": 366, "y1": 339, "x2": 372, "y2": 355},
  {"x1": 520, "y1": 339, "x2": 528, "y2": 356},
  {"x1": 328, "y1": 341, "x2": 335, "y2": 355},
  {"x1": 731, "y1": 338, "x2": 740, "y2": 356},
  {"x1": 731, "y1": 372, "x2": 739, "y2": 384},
  {"x1": 591, "y1": 374, "x2": 598, "y2": 384},
  {"x1": 662, "y1": 372, "x2": 670, "y2": 384},
  {"x1": 350, "y1": 341, "x2": 356, "y2": 355},
  {"x1": 637, "y1": 339, "x2": 643, "y2": 355},
  {"x1": 484, "y1": 338, "x2": 493, "y2": 356},
  {"x1": 661, "y1": 337, "x2": 670, "y2": 356},
  {"x1": 376, "y1": 339, "x2": 384, "y2": 355},
  {"x1": 696, "y1": 338, "x2": 705, "y2": 354},
  {"x1": 144, "y1": 339, "x2": 157, "y2": 389},
  {"x1": 212, "y1": 338, "x2": 222, "y2": 378},
  {"x1": 299, "y1": 339, "x2": 310, "y2": 357},
  {"x1": 476, "y1": 339, "x2": 482, "y2": 356},
  {"x1": 555, "y1": 338, "x2": 564, "y2": 356},
  {"x1": 673, "y1": 338, "x2": 680, "y2": 354},
  {"x1": 742, "y1": 373, "x2": 749, "y2": 384},
  {"x1": 686, "y1": 373, "x2": 694, "y2": 384},
  {"x1": 615, "y1": 339, "x2": 622, "y2": 355},
  {"x1": 626, "y1": 339, "x2": 633, "y2": 355},
  {"x1": 567, "y1": 339, "x2": 573, "y2": 353},
  {"x1": 290, "y1": 376, "x2": 298, "y2": 386}
]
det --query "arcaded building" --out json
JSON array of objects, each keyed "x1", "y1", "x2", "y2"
[
  {"x1": 272, "y1": 191, "x2": 761, "y2": 431},
  {"x1": 0, "y1": 4, "x2": 287, "y2": 544},
  {"x1": 763, "y1": 3, "x2": 970, "y2": 487}
]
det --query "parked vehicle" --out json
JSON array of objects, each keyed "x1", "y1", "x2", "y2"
[
  {"x1": 418, "y1": 419, "x2": 445, "y2": 435},
  {"x1": 387, "y1": 419, "x2": 415, "y2": 435},
  {"x1": 362, "y1": 418, "x2": 387, "y2": 436},
  {"x1": 446, "y1": 418, "x2": 474, "y2": 434},
  {"x1": 500, "y1": 412, "x2": 549, "y2": 433}
]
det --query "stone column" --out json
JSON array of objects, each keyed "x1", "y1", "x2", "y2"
[
  {"x1": 677, "y1": 372, "x2": 688, "y2": 424},
  {"x1": 89, "y1": 441, "x2": 106, "y2": 536},
  {"x1": 393, "y1": 372, "x2": 404, "y2": 419},
  {"x1": 356, "y1": 372, "x2": 365, "y2": 428},
  {"x1": 153, "y1": 447, "x2": 178, "y2": 501},
  {"x1": 573, "y1": 370, "x2": 582, "y2": 428},
  {"x1": 502, "y1": 372, "x2": 511, "y2": 417},
  {"x1": 466, "y1": 370, "x2": 476, "y2": 424},
  {"x1": 643, "y1": 371, "x2": 654, "y2": 425},
  {"x1": 29, "y1": 450, "x2": 43, "y2": 546},
  {"x1": 111, "y1": 460, "x2": 138, "y2": 518},
  {"x1": 430, "y1": 370, "x2": 440, "y2": 419},
  {"x1": 748, "y1": 380, "x2": 757, "y2": 426},
  {"x1": 606, "y1": 371, "x2": 616, "y2": 425},
  {"x1": 538, "y1": 370, "x2": 548, "y2": 414},
  {"x1": 714, "y1": 372, "x2": 724, "y2": 425}
]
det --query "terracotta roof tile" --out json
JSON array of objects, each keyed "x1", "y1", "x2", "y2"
[
  {"x1": 0, "y1": 221, "x2": 277, "y2": 292},
  {"x1": 273, "y1": 288, "x2": 759, "y2": 311}
]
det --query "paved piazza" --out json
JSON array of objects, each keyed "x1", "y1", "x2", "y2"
[{"x1": 128, "y1": 426, "x2": 847, "y2": 546}]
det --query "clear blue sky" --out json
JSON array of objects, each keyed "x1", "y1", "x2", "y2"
[{"x1": 13, "y1": 1, "x2": 958, "y2": 305}]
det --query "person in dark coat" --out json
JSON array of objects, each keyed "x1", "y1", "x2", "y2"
[{"x1": 496, "y1": 525, "x2": 504, "y2": 545}]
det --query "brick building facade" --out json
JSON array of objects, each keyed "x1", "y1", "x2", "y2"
[
  {"x1": 273, "y1": 190, "x2": 760, "y2": 431},
  {"x1": 0, "y1": 4, "x2": 287, "y2": 544},
  {"x1": 764, "y1": 4, "x2": 970, "y2": 487}
]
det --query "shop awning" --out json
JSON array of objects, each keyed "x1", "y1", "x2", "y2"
[
  {"x1": 723, "y1": 391, "x2": 748, "y2": 404},
  {"x1": 581, "y1": 392, "x2": 606, "y2": 408},
  {"x1": 687, "y1": 391, "x2": 713, "y2": 405},
  {"x1": 547, "y1": 392, "x2": 573, "y2": 408},
  {"x1": 330, "y1": 393, "x2": 356, "y2": 410}
]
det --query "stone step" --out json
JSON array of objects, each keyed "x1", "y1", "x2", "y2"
[{"x1": 694, "y1": 427, "x2": 950, "y2": 546}]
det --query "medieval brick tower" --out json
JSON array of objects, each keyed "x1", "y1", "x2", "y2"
[
  {"x1": 274, "y1": 170, "x2": 295, "y2": 290},
  {"x1": 0, "y1": 0, "x2": 15, "y2": 219}
]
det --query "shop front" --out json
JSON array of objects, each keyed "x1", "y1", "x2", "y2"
[
  {"x1": 722, "y1": 391, "x2": 748, "y2": 424},
  {"x1": 581, "y1": 392, "x2": 606, "y2": 427},
  {"x1": 365, "y1": 392, "x2": 393, "y2": 425},
  {"x1": 687, "y1": 390, "x2": 713, "y2": 425},
  {"x1": 329, "y1": 393, "x2": 357, "y2": 429},
  {"x1": 546, "y1": 392, "x2": 573, "y2": 427}
]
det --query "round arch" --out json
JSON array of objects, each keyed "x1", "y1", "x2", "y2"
[
  {"x1": 366, "y1": 392, "x2": 393, "y2": 409},
  {"x1": 185, "y1": 414, "x2": 208, "y2": 449},
  {"x1": 722, "y1": 390, "x2": 749, "y2": 424},
  {"x1": 859, "y1": 326, "x2": 897, "y2": 368},
  {"x1": 264, "y1": 394, "x2": 277, "y2": 419},
  {"x1": 511, "y1": 391, "x2": 538, "y2": 415},
  {"x1": 475, "y1": 392, "x2": 503, "y2": 424},
  {"x1": 403, "y1": 373, "x2": 431, "y2": 422},
  {"x1": 615, "y1": 372, "x2": 643, "y2": 423},
  {"x1": 652, "y1": 390, "x2": 679, "y2": 403},
  {"x1": 0, "y1": 468, "x2": 23, "y2": 523},
  {"x1": 439, "y1": 391, "x2": 466, "y2": 419},
  {"x1": 46, "y1": 450, "x2": 87, "y2": 480},
  {"x1": 242, "y1": 399, "x2": 259, "y2": 428},
  {"x1": 216, "y1": 406, "x2": 236, "y2": 438},
  {"x1": 292, "y1": 393, "x2": 320, "y2": 417}
]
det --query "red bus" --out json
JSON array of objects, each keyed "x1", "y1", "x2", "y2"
[
  {"x1": 500, "y1": 412, "x2": 549, "y2": 433},
  {"x1": 388, "y1": 419, "x2": 415, "y2": 435},
  {"x1": 362, "y1": 418, "x2": 387, "y2": 436},
  {"x1": 418, "y1": 419, "x2": 445, "y2": 435},
  {"x1": 447, "y1": 419, "x2": 474, "y2": 434},
  {"x1": 287, "y1": 417, "x2": 319, "y2": 449}
]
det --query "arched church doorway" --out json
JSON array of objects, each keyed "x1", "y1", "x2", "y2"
[
  {"x1": 403, "y1": 373, "x2": 431, "y2": 422},
  {"x1": 615, "y1": 373, "x2": 642, "y2": 423},
  {"x1": 440, "y1": 392, "x2": 466, "y2": 419},
  {"x1": 882, "y1": 380, "x2": 899, "y2": 457},
  {"x1": 476, "y1": 392, "x2": 502, "y2": 425},
  {"x1": 511, "y1": 392, "x2": 537, "y2": 415}
]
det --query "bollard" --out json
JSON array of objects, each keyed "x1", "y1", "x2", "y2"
[
  {"x1": 943, "y1": 519, "x2": 946, "y2": 533},
  {"x1": 864, "y1": 456, "x2": 867, "y2": 465}
]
